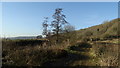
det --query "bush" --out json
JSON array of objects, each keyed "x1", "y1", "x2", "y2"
[
  {"x1": 2, "y1": 47, "x2": 68, "y2": 66},
  {"x1": 81, "y1": 37, "x2": 90, "y2": 42},
  {"x1": 67, "y1": 42, "x2": 92, "y2": 52},
  {"x1": 67, "y1": 45, "x2": 76, "y2": 50},
  {"x1": 84, "y1": 31, "x2": 93, "y2": 36},
  {"x1": 76, "y1": 42, "x2": 92, "y2": 48}
]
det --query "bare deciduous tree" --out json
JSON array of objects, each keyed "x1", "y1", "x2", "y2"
[
  {"x1": 63, "y1": 24, "x2": 76, "y2": 44},
  {"x1": 42, "y1": 17, "x2": 49, "y2": 37},
  {"x1": 63, "y1": 24, "x2": 75, "y2": 33}
]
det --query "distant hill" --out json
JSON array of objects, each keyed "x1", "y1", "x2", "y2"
[
  {"x1": 76, "y1": 18, "x2": 119, "y2": 39},
  {"x1": 8, "y1": 36, "x2": 36, "y2": 40}
]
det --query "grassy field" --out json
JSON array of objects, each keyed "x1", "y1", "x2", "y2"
[{"x1": 2, "y1": 38, "x2": 119, "y2": 67}]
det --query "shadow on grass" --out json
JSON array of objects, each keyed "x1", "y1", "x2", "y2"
[
  {"x1": 42, "y1": 42, "x2": 92, "y2": 66},
  {"x1": 42, "y1": 50, "x2": 91, "y2": 66}
]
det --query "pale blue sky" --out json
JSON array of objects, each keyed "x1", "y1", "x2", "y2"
[
  {"x1": 2, "y1": 2, "x2": 118, "y2": 37},
  {"x1": 0, "y1": 2, "x2": 2, "y2": 38}
]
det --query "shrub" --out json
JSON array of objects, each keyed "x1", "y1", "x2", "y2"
[
  {"x1": 2, "y1": 47, "x2": 68, "y2": 66},
  {"x1": 102, "y1": 34, "x2": 108, "y2": 38},
  {"x1": 67, "y1": 42, "x2": 92, "y2": 52},
  {"x1": 76, "y1": 42, "x2": 92, "y2": 48},
  {"x1": 84, "y1": 31, "x2": 93, "y2": 36},
  {"x1": 81, "y1": 37, "x2": 90, "y2": 42},
  {"x1": 67, "y1": 45, "x2": 76, "y2": 50}
]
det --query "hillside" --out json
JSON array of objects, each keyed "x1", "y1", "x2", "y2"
[
  {"x1": 8, "y1": 36, "x2": 36, "y2": 40},
  {"x1": 2, "y1": 18, "x2": 119, "y2": 67},
  {"x1": 76, "y1": 18, "x2": 119, "y2": 39}
]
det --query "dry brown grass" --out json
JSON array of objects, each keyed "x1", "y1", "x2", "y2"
[{"x1": 2, "y1": 38, "x2": 119, "y2": 66}]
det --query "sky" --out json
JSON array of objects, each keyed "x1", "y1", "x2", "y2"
[
  {"x1": 1, "y1": 0, "x2": 119, "y2": 2},
  {"x1": 0, "y1": 2, "x2": 2, "y2": 38},
  {"x1": 1, "y1": 2, "x2": 118, "y2": 37}
]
